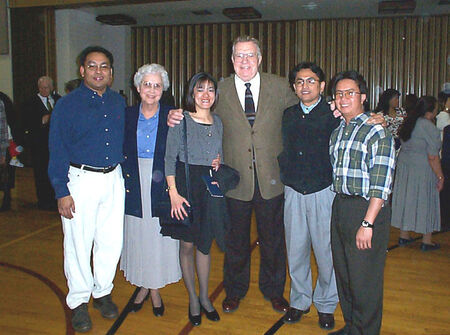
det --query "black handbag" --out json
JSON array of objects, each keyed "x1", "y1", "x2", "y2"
[{"x1": 156, "y1": 117, "x2": 193, "y2": 226}]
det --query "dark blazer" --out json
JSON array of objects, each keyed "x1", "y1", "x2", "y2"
[
  {"x1": 23, "y1": 93, "x2": 61, "y2": 152},
  {"x1": 122, "y1": 103, "x2": 173, "y2": 218}
]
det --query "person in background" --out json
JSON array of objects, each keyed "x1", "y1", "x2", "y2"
[
  {"x1": 375, "y1": 88, "x2": 405, "y2": 149},
  {"x1": 23, "y1": 76, "x2": 60, "y2": 210},
  {"x1": 403, "y1": 93, "x2": 418, "y2": 117},
  {"x1": 64, "y1": 78, "x2": 82, "y2": 94},
  {"x1": 436, "y1": 91, "x2": 450, "y2": 141},
  {"x1": 329, "y1": 70, "x2": 395, "y2": 335},
  {"x1": 120, "y1": 63, "x2": 181, "y2": 316},
  {"x1": 48, "y1": 46, "x2": 126, "y2": 332},
  {"x1": 161, "y1": 72, "x2": 222, "y2": 327},
  {"x1": 392, "y1": 96, "x2": 443, "y2": 251}
]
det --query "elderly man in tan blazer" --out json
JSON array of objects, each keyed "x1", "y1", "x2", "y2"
[{"x1": 169, "y1": 36, "x2": 297, "y2": 314}]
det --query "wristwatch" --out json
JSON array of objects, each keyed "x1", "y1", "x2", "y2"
[{"x1": 361, "y1": 220, "x2": 374, "y2": 229}]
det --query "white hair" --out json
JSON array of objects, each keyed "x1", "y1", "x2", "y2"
[
  {"x1": 232, "y1": 36, "x2": 262, "y2": 58},
  {"x1": 133, "y1": 63, "x2": 170, "y2": 90}
]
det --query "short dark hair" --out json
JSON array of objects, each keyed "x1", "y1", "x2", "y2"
[
  {"x1": 288, "y1": 61, "x2": 326, "y2": 87},
  {"x1": 331, "y1": 70, "x2": 368, "y2": 97},
  {"x1": 184, "y1": 72, "x2": 218, "y2": 113},
  {"x1": 78, "y1": 46, "x2": 114, "y2": 67},
  {"x1": 375, "y1": 88, "x2": 400, "y2": 115}
]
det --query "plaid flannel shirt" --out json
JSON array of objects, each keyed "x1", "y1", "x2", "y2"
[
  {"x1": 329, "y1": 111, "x2": 395, "y2": 201},
  {"x1": 0, "y1": 100, "x2": 9, "y2": 160}
]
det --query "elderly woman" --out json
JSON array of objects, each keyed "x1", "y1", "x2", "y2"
[{"x1": 120, "y1": 64, "x2": 181, "y2": 315}]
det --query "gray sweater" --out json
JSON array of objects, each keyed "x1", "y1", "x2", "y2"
[{"x1": 165, "y1": 111, "x2": 223, "y2": 176}]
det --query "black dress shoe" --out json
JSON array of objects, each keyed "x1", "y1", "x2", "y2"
[
  {"x1": 131, "y1": 290, "x2": 150, "y2": 313},
  {"x1": 72, "y1": 303, "x2": 92, "y2": 333},
  {"x1": 318, "y1": 312, "x2": 335, "y2": 330},
  {"x1": 152, "y1": 298, "x2": 165, "y2": 317},
  {"x1": 328, "y1": 326, "x2": 349, "y2": 335},
  {"x1": 188, "y1": 307, "x2": 201, "y2": 326},
  {"x1": 283, "y1": 307, "x2": 310, "y2": 324},
  {"x1": 200, "y1": 302, "x2": 220, "y2": 321},
  {"x1": 398, "y1": 237, "x2": 415, "y2": 246},
  {"x1": 222, "y1": 296, "x2": 240, "y2": 313},
  {"x1": 269, "y1": 296, "x2": 289, "y2": 313},
  {"x1": 420, "y1": 242, "x2": 441, "y2": 251}
]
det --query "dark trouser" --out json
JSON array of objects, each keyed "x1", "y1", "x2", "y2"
[
  {"x1": 31, "y1": 145, "x2": 55, "y2": 207},
  {"x1": 331, "y1": 194, "x2": 390, "y2": 335},
  {"x1": 223, "y1": 181, "x2": 286, "y2": 299}
]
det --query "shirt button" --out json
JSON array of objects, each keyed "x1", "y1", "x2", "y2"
[
  {"x1": 106, "y1": 142, "x2": 109, "y2": 146},
  {"x1": 336, "y1": 177, "x2": 340, "y2": 180},
  {"x1": 146, "y1": 135, "x2": 150, "y2": 138},
  {"x1": 299, "y1": 151, "x2": 303, "y2": 156},
  {"x1": 106, "y1": 157, "x2": 109, "y2": 160},
  {"x1": 105, "y1": 128, "x2": 109, "y2": 132},
  {"x1": 302, "y1": 115, "x2": 305, "y2": 118},
  {"x1": 126, "y1": 189, "x2": 130, "y2": 193},
  {"x1": 104, "y1": 114, "x2": 107, "y2": 118},
  {"x1": 102, "y1": 101, "x2": 104, "y2": 104},
  {"x1": 146, "y1": 149, "x2": 150, "y2": 152},
  {"x1": 345, "y1": 132, "x2": 349, "y2": 136},
  {"x1": 126, "y1": 174, "x2": 130, "y2": 177}
]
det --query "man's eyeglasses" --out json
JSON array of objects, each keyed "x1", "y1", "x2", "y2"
[
  {"x1": 142, "y1": 81, "x2": 163, "y2": 90},
  {"x1": 334, "y1": 90, "x2": 362, "y2": 99},
  {"x1": 85, "y1": 63, "x2": 111, "y2": 72},
  {"x1": 233, "y1": 53, "x2": 257, "y2": 62},
  {"x1": 295, "y1": 78, "x2": 318, "y2": 86}
]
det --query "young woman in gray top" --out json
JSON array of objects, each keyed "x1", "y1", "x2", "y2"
[{"x1": 161, "y1": 72, "x2": 222, "y2": 326}]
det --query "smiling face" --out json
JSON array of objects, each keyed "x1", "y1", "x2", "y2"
[
  {"x1": 335, "y1": 79, "x2": 366, "y2": 122},
  {"x1": 79, "y1": 51, "x2": 112, "y2": 95},
  {"x1": 232, "y1": 41, "x2": 262, "y2": 82},
  {"x1": 137, "y1": 73, "x2": 163, "y2": 107},
  {"x1": 193, "y1": 80, "x2": 216, "y2": 113},
  {"x1": 38, "y1": 78, "x2": 53, "y2": 97},
  {"x1": 293, "y1": 68, "x2": 325, "y2": 106},
  {"x1": 389, "y1": 95, "x2": 399, "y2": 109}
]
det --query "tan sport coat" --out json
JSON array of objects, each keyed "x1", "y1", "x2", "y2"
[{"x1": 215, "y1": 73, "x2": 297, "y2": 201}]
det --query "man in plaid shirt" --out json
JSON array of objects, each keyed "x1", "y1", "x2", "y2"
[{"x1": 328, "y1": 71, "x2": 395, "y2": 335}]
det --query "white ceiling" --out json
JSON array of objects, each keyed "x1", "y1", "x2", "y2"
[{"x1": 78, "y1": 0, "x2": 449, "y2": 27}]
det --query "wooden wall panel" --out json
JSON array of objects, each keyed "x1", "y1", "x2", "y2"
[{"x1": 132, "y1": 15, "x2": 449, "y2": 109}]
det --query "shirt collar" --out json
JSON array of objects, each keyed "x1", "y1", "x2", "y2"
[
  {"x1": 234, "y1": 72, "x2": 260, "y2": 88},
  {"x1": 79, "y1": 81, "x2": 111, "y2": 97},
  {"x1": 138, "y1": 103, "x2": 160, "y2": 120},
  {"x1": 300, "y1": 96, "x2": 321, "y2": 114}
]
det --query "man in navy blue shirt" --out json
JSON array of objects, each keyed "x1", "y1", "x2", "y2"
[{"x1": 48, "y1": 46, "x2": 125, "y2": 333}]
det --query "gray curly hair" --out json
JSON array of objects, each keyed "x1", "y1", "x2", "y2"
[{"x1": 133, "y1": 63, "x2": 170, "y2": 91}]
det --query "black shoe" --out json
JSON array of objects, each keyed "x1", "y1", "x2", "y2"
[
  {"x1": 72, "y1": 303, "x2": 92, "y2": 333},
  {"x1": 188, "y1": 306, "x2": 201, "y2": 326},
  {"x1": 93, "y1": 294, "x2": 119, "y2": 319},
  {"x1": 283, "y1": 307, "x2": 310, "y2": 324},
  {"x1": 329, "y1": 326, "x2": 349, "y2": 335},
  {"x1": 420, "y1": 242, "x2": 441, "y2": 252},
  {"x1": 398, "y1": 237, "x2": 415, "y2": 246},
  {"x1": 318, "y1": 312, "x2": 335, "y2": 330},
  {"x1": 152, "y1": 298, "x2": 165, "y2": 317},
  {"x1": 200, "y1": 301, "x2": 220, "y2": 321},
  {"x1": 131, "y1": 290, "x2": 150, "y2": 313}
]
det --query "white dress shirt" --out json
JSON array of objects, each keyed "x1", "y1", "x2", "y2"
[{"x1": 234, "y1": 72, "x2": 261, "y2": 112}]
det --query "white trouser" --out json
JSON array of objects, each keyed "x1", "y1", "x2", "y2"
[
  {"x1": 62, "y1": 165, "x2": 125, "y2": 309},
  {"x1": 284, "y1": 186, "x2": 338, "y2": 313}
]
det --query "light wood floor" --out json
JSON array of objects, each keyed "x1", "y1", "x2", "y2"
[{"x1": 0, "y1": 168, "x2": 449, "y2": 335}]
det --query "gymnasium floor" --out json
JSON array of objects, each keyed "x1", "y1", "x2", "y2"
[{"x1": 0, "y1": 168, "x2": 448, "y2": 335}]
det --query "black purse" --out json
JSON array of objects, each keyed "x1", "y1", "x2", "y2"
[{"x1": 156, "y1": 117, "x2": 193, "y2": 226}]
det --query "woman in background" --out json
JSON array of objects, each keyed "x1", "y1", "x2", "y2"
[
  {"x1": 391, "y1": 96, "x2": 444, "y2": 251},
  {"x1": 121, "y1": 64, "x2": 181, "y2": 316},
  {"x1": 375, "y1": 88, "x2": 405, "y2": 149}
]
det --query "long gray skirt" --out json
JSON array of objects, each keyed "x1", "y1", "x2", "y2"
[
  {"x1": 391, "y1": 156, "x2": 441, "y2": 234},
  {"x1": 120, "y1": 158, "x2": 181, "y2": 289}
]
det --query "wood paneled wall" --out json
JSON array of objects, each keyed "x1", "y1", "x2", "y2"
[{"x1": 132, "y1": 15, "x2": 449, "y2": 109}]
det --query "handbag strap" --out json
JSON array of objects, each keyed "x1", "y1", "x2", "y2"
[{"x1": 182, "y1": 116, "x2": 192, "y2": 203}]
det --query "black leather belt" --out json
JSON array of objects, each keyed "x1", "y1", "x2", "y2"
[{"x1": 70, "y1": 162, "x2": 117, "y2": 173}]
